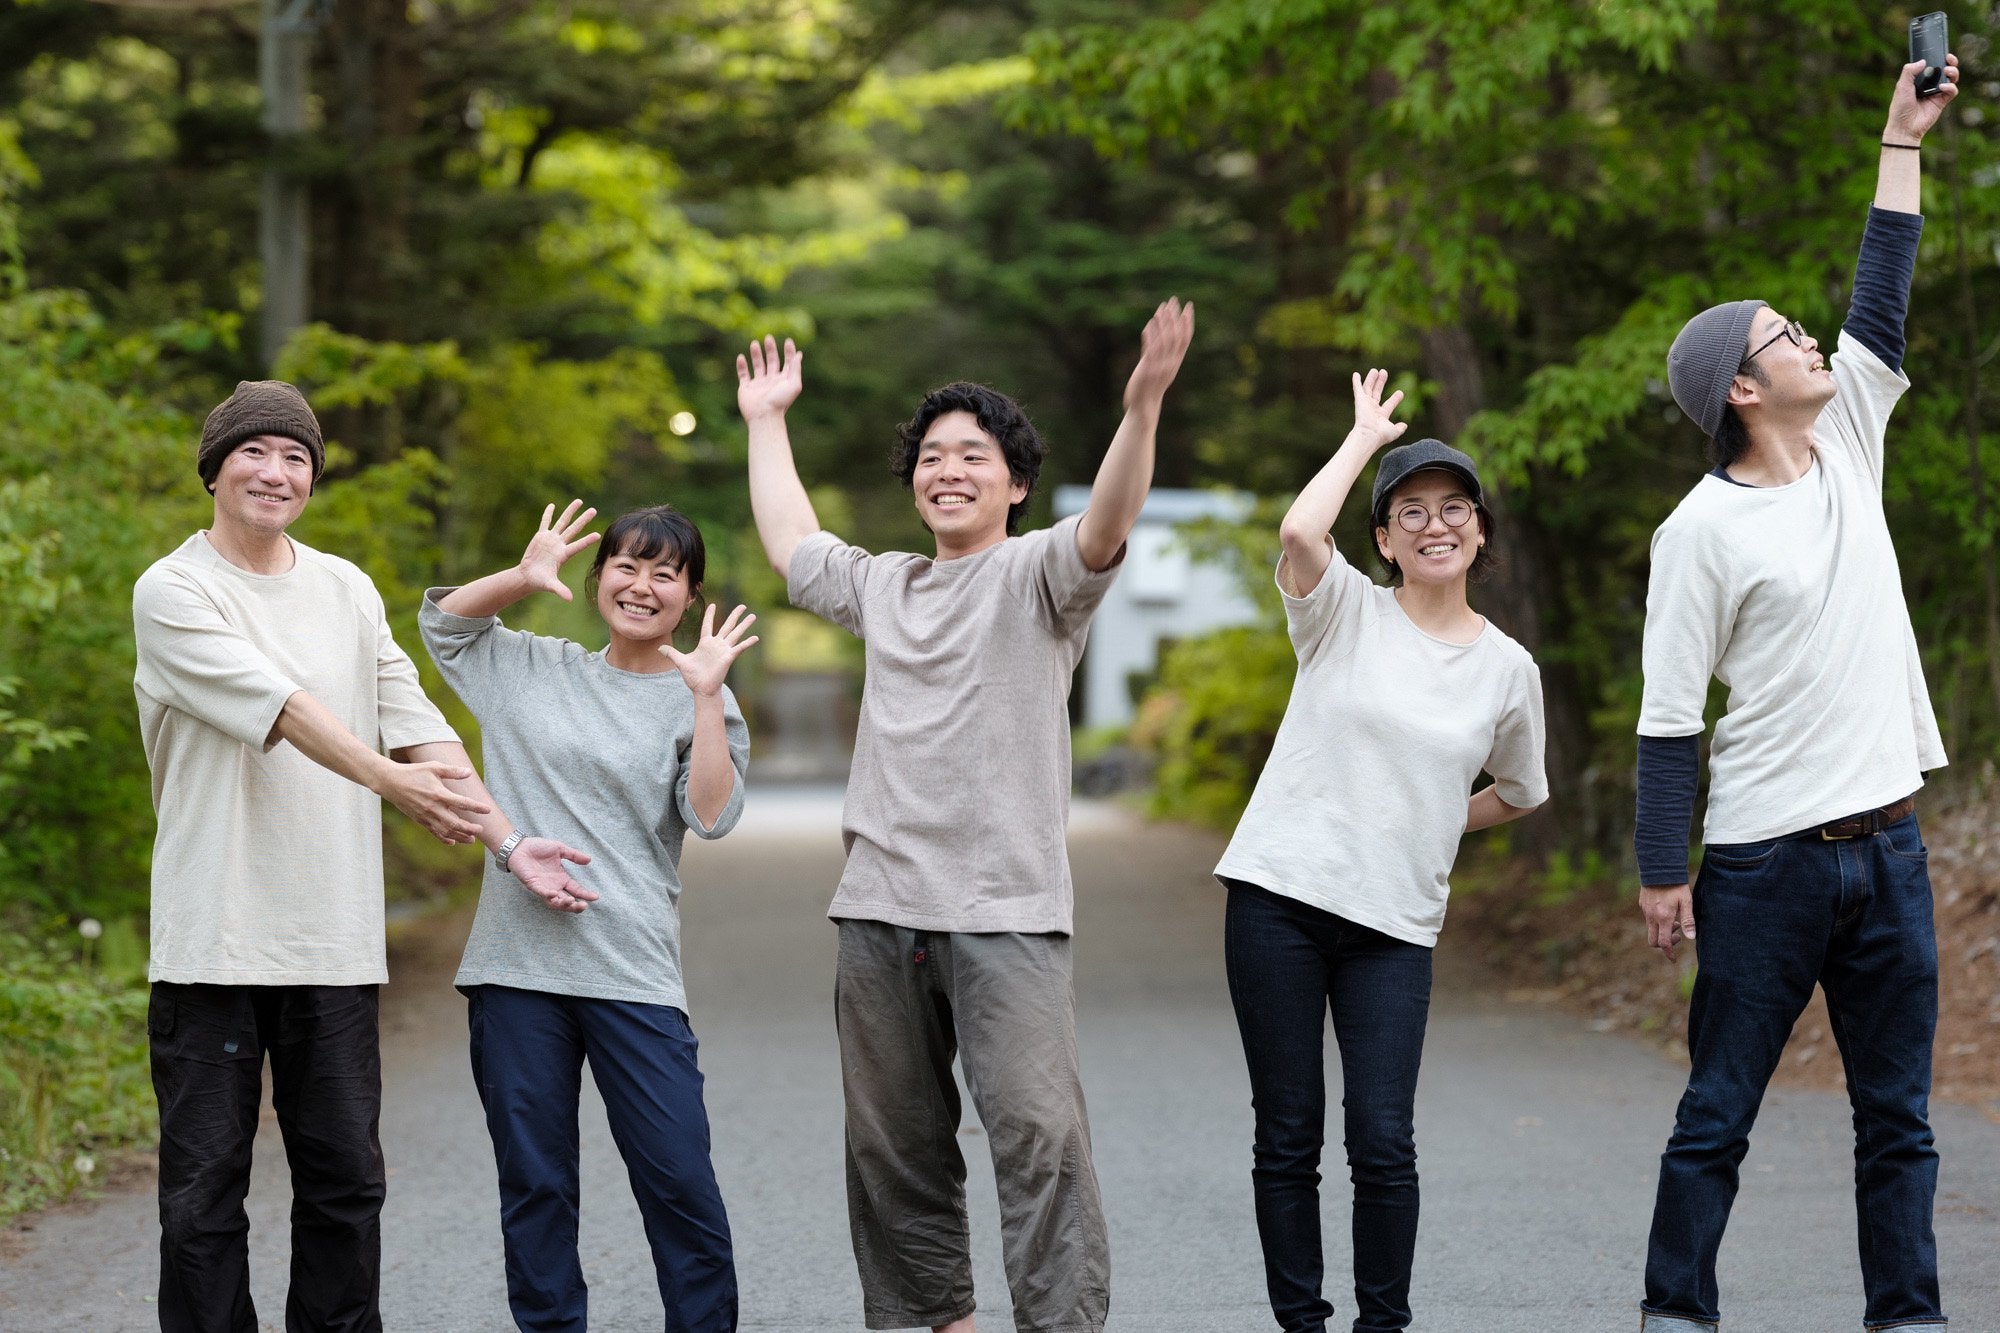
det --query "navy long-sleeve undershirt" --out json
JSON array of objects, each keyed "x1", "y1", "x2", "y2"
[{"x1": 1633, "y1": 207, "x2": 1923, "y2": 887}]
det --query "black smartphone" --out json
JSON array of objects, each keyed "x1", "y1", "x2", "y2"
[{"x1": 1910, "y1": 11, "x2": 1949, "y2": 97}]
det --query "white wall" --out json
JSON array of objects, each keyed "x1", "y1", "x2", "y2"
[{"x1": 1052, "y1": 485, "x2": 1263, "y2": 729}]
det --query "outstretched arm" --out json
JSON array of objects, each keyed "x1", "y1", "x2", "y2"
[
  {"x1": 397, "y1": 741, "x2": 598, "y2": 912},
  {"x1": 1075, "y1": 299, "x2": 1195, "y2": 572},
  {"x1": 737, "y1": 336, "x2": 820, "y2": 580},
  {"x1": 1275, "y1": 369, "x2": 1408, "y2": 598},
  {"x1": 270, "y1": 692, "x2": 489, "y2": 844},
  {"x1": 438, "y1": 500, "x2": 601, "y2": 620},
  {"x1": 1876, "y1": 54, "x2": 1958, "y2": 214}
]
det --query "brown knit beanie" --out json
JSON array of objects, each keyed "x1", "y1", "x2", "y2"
[{"x1": 197, "y1": 380, "x2": 325, "y2": 493}]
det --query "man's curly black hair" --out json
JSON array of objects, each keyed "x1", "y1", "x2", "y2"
[{"x1": 888, "y1": 382, "x2": 1047, "y2": 535}]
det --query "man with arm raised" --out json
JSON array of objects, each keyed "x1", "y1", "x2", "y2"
[
  {"x1": 1634, "y1": 55, "x2": 1960, "y2": 1332},
  {"x1": 737, "y1": 300, "x2": 1193, "y2": 1333}
]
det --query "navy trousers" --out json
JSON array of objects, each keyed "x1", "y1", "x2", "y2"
[{"x1": 465, "y1": 985, "x2": 737, "y2": 1333}]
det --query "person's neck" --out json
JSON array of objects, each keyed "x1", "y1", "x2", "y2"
[
  {"x1": 1393, "y1": 579, "x2": 1481, "y2": 643},
  {"x1": 604, "y1": 635, "x2": 674, "y2": 674},
  {"x1": 933, "y1": 526, "x2": 1010, "y2": 562},
  {"x1": 203, "y1": 519, "x2": 295, "y2": 575},
  {"x1": 1728, "y1": 409, "x2": 1820, "y2": 486}
]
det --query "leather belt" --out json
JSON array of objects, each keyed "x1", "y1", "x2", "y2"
[{"x1": 1787, "y1": 795, "x2": 1916, "y2": 842}]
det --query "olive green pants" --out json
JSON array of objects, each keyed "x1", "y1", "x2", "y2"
[{"x1": 834, "y1": 920, "x2": 1110, "y2": 1333}]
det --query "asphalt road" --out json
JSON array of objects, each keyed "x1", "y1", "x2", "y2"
[{"x1": 4, "y1": 786, "x2": 1998, "y2": 1331}]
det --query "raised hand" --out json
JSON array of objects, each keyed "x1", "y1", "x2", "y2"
[
  {"x1": 1124, "y1": 297, "x2": 1196, "y2": 411},
  {"x1": 660, "y1": 603, "x2": 760, "y2": 696},
  {"x1": 1351, "y1": 368, "x2": 1408, "y2": 452},
  {"x1": 518, "y1": 499, "x2": 600, "y2": 602},
  {"x1": 507, "y1": 837, "x2": 599, "y2": 913},
  {"x1": 737, "y1": 335, "x2": 804, "y2": 422},
  {"x1": 1887, "y1": 53, "x2": 1960, "y2": 143}
]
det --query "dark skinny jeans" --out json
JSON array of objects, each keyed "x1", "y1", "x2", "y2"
[{"x1": 1224, "y1": 880, "x2": 1434, "y2": 1333}]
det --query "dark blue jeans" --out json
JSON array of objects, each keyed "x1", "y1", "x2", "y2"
[
  {"x1": 1643, "y1": 813, "x2": 1943, "y2": 1329},
  {"x1": 465, "y1": 985, "x2": 737, "y2": 1333},
  {"x1": 1224, "y1": 881, "x2": 1434, "y2": 1333}
]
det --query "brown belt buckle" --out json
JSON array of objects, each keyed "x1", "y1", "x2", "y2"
[{"x1": 1820, "y1": 817, "x2": 1863, "y2": 841}]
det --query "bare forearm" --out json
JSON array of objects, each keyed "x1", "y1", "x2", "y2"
[
  {"x1": 685, "y1": 694, "x2": 736, "y2": 830},
  {"x1": 436, "y1": 567, "x2": 539, "y2": 620},
  {"x1": 1276, "y1": 426, "x2": 1378, "y2": 596},
  {"x1": 397, "y1": 741, "x2": 513, "y2": 852},
  {"x1": 1075, "y1": 400, "x2": 1160, "y2": 572},
  {"x1": 1874, "y1": 144, "x2": 1922, "y2": 214},
  {"x1": 746, "y1": 413, "x2": 820, "y2": 579},
  {"x1": 270, "y1": 691, "x2": 395, "y2": 794},
  {"x1": 1465, "y1": 785, "x2": 1538, "y2": 832}
]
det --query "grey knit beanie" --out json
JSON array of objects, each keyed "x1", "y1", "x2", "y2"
[
  {"x1": 1667, "y1": 300, "x2": 1766, "y2": 438},
  {"x1": 197, "y1": 380, "x2": 325, "y2": 493}
]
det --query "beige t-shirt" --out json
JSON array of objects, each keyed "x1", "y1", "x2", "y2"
[
  {"x1": 1214, "y1": 549, "x2": 1548, "y2": 948},
  {"x1": 788, "y1": 514, "x2": 1119, "y2": 934},
  {"x1": 1638, "y1": 330, "x2": 1946, "y2": 843},
  {"x1": 133, "y1": 533, "x2": 458, "y2": 985}
]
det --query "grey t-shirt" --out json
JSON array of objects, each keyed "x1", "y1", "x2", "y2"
[
  {"x1": 788, "y1": 514, "x2": 1120, "y2": 934},
  {"x1": 1214, "y1": 548, "x2": 1548, "y2": 948},
  {"x1": 420, "y1": 590, "x2": 748, "y2": 1011}
]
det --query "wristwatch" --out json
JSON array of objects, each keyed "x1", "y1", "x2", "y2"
[{"x1": 494, "y1": 830, "x2": 526, "y2": 875}]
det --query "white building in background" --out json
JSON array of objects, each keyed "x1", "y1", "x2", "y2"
[{"x1": 1053, "y1": 485, "x2": 1263, "y2": 730}]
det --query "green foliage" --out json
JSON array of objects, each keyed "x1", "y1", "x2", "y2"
[
  {"x1": 1138, "y1": 623, "x2": 1295, "y2": 829},
  {"x1": 0, "y1": 921, "x2": 154, "y2": 1226}
]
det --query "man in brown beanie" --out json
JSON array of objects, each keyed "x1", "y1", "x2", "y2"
[
  {"x1": 130, "y1": 379, "x2": 563, "y2": 1331},
  {"x1": 1632, "y1": 55, "x2": 1960, "y2": 1333}
]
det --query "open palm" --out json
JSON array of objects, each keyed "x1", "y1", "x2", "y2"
[
  {"x1": 661, "y1": 603, "x2": 759, "y2": 695},
  {"x1": 736, "y1": 335, "x2": 804, "y2": 422},
  {"x1": 518, "y1": 499, "x2": 600, "y2": 602},
  {"x1": 1351, "y1": 368, "x2": 1408, "y2": 452}
]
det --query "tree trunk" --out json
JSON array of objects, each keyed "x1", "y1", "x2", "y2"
[{"x1": 1419, "y1": 322, "x2": 1591, "y2": 857}]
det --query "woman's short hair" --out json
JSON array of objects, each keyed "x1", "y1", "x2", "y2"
[{"x1": 586, "y1": 505, "x2": 706, "y2": 602}]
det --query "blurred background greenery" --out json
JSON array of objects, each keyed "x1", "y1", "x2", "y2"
[{"x1": 3, "y1": 0, "x2": 1998, "y2": 1218}]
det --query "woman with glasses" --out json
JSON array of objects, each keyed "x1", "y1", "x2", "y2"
[{"x1": 1214, "y1": 369, "x2": 1548, "y2": 1333}]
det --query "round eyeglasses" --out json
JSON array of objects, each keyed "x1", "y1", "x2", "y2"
[{"x1": 1392, "y1": 498, "x2": 1476, "y2": 533}]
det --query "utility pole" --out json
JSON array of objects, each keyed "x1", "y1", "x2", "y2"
[{"x1": 259, "y1": 0, "x2": 323, "y2": 368}]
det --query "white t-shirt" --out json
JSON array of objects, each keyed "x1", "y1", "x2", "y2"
[
  {"x1": 133, "y1": 533, "x2": 458, "y2": 985},
  {"x1": 787, "y1": 515, "x2": 1119, "y2": 935},
  {"x1": 1214, "y1": 549, "x2": 1548, "y2": 948},
  {"x1": 1638, "y1": 331, "x2": 1946, "y2": 844}
]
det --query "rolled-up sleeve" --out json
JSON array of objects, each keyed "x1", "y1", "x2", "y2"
[{"x1": 677, "y1": 687, "x2": 750, "y2": 838}]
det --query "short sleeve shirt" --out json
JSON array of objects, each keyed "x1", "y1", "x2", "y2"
[
  {"x1": 133, "y1": 534, "x2": 458, "y2": 985},
  {"x1": 787, "y1": 513, "x2": 1119, "y2": 934},
  {"x1": 1638, "y1": 330, "x2": 1945, "y2": 843},
  {"x1": 419, "y1": 592, "x2": 749, "y2": 1012},
  {"x1": 1214, "y1": 548, "x2": 1548, "y2": 947}
]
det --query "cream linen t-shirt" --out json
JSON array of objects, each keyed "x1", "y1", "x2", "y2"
[
  {"x1": 133, "y1": 533, "x2": 458, "y2": 985},
  {"x1": 1638, "y1": 330, "x2": 1946, "y2": 844},
  {"x1": 1214, "y1": 549, "x2": 1548, "y2": 948}
]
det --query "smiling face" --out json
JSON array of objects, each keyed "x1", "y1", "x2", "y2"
[
  {"x1": 593, "y1": 540, "x2": 696, "y2": 653},
  {"x1": 912, "y1": 409, "x2": 1029, "y2": 557},
  {"x1": 1734, "y1": 308, "x2": 1835, "y2": 417},
  {"x1": 209, "y1": 435, "x2": 313, "y2": 539},
  {"x1": 1374, "y1": 469, "x2": 1485, "y2": 589}
]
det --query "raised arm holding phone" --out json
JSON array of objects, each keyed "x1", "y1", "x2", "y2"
[{"x1": 1633, "y1": 49, "x2": 1960, "y2": 1333}]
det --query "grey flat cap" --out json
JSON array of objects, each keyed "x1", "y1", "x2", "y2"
[
  {"x1": 1667, "y1": 299, "x2": 1765, "y2": 437},
  {"x1": 1370, "y1": 438, "x2": 1483, "y2": 523}
]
